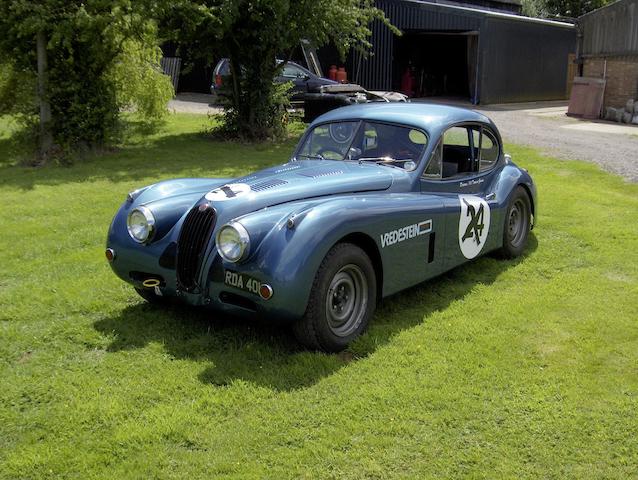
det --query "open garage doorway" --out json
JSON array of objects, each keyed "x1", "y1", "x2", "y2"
[{"x1": 393, "y1": 31, "x2": 479, "y2": 103}]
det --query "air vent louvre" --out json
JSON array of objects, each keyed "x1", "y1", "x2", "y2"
[
  {"x1": 250, "y1": 178, "x2": 288, "y2": 191},
  {"x1": 297, "y1": 168, "x2": 344, "y2": 178},
  {"x1": 275, "y1": 165, "x2": 301, "y2": 173}
]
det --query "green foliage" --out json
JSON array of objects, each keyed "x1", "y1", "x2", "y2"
[
  {"x1": 0, "y1": 114, "x2": 637, "y2": 477},
  {"x1": 0, "y1": 61, "x2": 36, "y2": 119},
  {"x1": 522, "y1": 0, "x2": 610, "y2": 17},
  {"x1": 521, "y1": 0, "x2": 548, "y2": 17},
  {"x1": 163, "y1": 0, "x2": 397, "y2": 141},
  {"x1": 0, "y1": 0, "x2": 173, "y2": 161},
  {"x1": 110, "y1": 40, "x2": 174, "y2": 121}
]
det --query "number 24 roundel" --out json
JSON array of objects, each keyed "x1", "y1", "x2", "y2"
[{"x1": 458, "y1": 194, "x2": 491, "y2": 259}]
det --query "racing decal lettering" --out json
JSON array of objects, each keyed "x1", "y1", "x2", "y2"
[
  {"x1": 458, "y1": 195, "x2": 491, "y2": 259},
  {"x1": 380, "y1": 220, "x2": 432, "y2": 248},
  {"x1": 459, "y1": 178, "x2": 484, "y2": 188},
  {"x1": 205, "y1": 183, "x2": 251, "y2": 201}
]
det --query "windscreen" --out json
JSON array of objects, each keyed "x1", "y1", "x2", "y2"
[{"x1": 295, "y1": 121, "x2": 428, "y2": 171}]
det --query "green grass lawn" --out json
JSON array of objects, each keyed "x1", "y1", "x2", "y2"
[{"x1": 1, "y1": 114, "x2": 637, "y2": 479}]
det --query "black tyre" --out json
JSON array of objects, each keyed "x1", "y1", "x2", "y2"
[
  {"x1": 293, "y1": 243, "x2": 377, "y2": 352},
  {"x1": 134, "y1": 287, "x2": 167, "y2": 305},
  {"x1": 498, "y1": 186, "x2": 532, "y2": 258}
]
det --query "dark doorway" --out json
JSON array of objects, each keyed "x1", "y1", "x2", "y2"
[{"x1": 393, "y1": 32, "x2": 479, "y2": 102}]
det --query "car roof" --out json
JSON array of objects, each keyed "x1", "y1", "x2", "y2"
[{"x1": 311, "y1": 103, "x2": 496, "y2": 136}]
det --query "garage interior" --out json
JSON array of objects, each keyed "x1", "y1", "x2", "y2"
[{"x1": 393, "y1": 32, "x2": 479, "y2": 102}]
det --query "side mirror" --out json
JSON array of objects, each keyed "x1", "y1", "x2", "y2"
[
  {"x1": 347, "y1": 147, "x2": 362, "y2": 160},
  {"x1": 504, "y1": 153, "x2": 512, "y2": 163}
]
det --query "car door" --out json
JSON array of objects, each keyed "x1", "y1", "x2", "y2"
[{"x1": 420, "y1": 124, "x2": 502, "y2": 270}]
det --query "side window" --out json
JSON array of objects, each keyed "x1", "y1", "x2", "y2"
[
  {"x1": 441, "y1": 126, "x2": 473, "y2": 178},
  {"x1": 282, "y1": 64, "x2": 305, "y2": 78},
  {"x1": 479, "y1": 129, "x2": 499, "y2": 171}
]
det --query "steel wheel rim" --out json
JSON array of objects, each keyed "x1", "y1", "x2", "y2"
[
  {"x1": 325, "y1": 264, "x2": 368, "y2": 337},
  {"x1": 508, "y1": 199, "x2": 527, "y2": 247}
]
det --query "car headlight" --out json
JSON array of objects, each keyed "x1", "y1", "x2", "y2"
[
  {"x1": 216, "y1": 222, "x2": 250, "y2": 263},
  {"x1": 127, "y1": 206, "x2": 155, "y2": 243}
]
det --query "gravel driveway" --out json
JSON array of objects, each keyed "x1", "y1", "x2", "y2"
[
  {"x1": 473, "y1": 101, "x2": 638, "y2": 182},
  {"x1": 170, "y1": 93, "x2": 638, "y2": 182}
]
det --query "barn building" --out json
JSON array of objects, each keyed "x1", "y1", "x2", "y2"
[
  {"x1": 344, "y1": 0, "x2": 577, "y2": 104},
  {"x1": 578, "y1": 0, "x2": 638, "y2": 110}
]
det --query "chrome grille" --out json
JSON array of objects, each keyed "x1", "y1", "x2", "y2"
[{"x1": 176, "y1": 205, "x2": 216, "y2": 292}]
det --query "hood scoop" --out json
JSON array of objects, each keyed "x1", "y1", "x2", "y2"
[
  {"x1": 297, "y1": 167, "x2": 344, "y2": 178},
  {"x1": 250, "y1": 178, "x2": 288, "y2": 191}
]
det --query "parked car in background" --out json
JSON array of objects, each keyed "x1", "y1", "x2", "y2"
[
  {"x1": 106, "y1": 103, "x2": 536, "y2": 352},
  {"x1": 210, "y1": 58, "x2": 338, "y2": 104}
]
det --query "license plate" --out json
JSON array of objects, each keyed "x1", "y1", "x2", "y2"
[{"x1": 223, "y1": 270, "x2": 262, "y2": 296}]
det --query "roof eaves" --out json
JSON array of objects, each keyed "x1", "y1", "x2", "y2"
[{"x1": 397, "y1": 0, "x2": 576, "y2": 28}]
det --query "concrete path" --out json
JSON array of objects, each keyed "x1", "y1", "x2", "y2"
[{"x1": 456, "y1": 100, "x2": 638, "y2": 182}]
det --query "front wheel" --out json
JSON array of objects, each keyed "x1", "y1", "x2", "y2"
[
  {"x1": 498, "y1": 186, "x2": 532, "y2": 258},
  {"x1": 293, "y1": 243, "x2": 377, "y2": 352}
]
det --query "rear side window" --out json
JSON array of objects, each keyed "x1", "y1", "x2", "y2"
[{"x1": 479, "y1": 129, "x2": 499, "y2": 171}]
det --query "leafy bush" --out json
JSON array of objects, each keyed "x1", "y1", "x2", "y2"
[{"x1": 0, "y1": 0, "x2": 173, "y2": 163}]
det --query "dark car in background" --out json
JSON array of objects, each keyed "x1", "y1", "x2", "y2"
[{"x1": 210, "y1": 58, "x2": 338, "y2": 104}]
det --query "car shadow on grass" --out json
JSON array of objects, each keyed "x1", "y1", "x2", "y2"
[{"x1": 94, "y1": 234, "x2": 537, "y2": 392}]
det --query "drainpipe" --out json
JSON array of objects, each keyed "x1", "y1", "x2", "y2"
[{"x1": 575, "y1": 21, "x2": 584, "y2": 77}]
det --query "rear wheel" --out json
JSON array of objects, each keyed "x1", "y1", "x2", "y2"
[
  {"x1": 498, "y1": 186, "x2": 531, "y2": 258},
  {"x1": 293, "y1": 243, "x2": 377, "y2": 352}
]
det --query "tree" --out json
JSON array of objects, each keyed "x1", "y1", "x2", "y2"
[
  {"x1": 0, "y1": 0, "x2": 173, "y2": 163},
  {"x1": 521, "y1": 0, "x2": 610, "y2": 18},
  {"x1": 162, "y1": 0, "x2": 397, "y2": 140},
  {"x1": 544, "y1": 0, "x2": 610, "y2": 17}
]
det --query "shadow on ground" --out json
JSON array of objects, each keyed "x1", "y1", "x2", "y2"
[{"x1": 94, "y1": 235, "x2": 537, "y2": 392}]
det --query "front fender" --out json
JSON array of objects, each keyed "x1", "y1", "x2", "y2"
[
  {"x1": 106, "y1": 177, "x2": 232, "y2": 286},
  {"x1": 221, "y1": 193, "x2": 446, "y2": 319}
]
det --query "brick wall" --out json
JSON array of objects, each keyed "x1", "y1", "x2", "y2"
[{"x1": 583, "y1": 55, "x2": 638, "y2": 110}]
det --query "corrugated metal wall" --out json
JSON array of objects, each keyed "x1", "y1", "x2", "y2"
[
  {"x1": 358, "y1": 0, "x2": 576, "y2": 104},
  {"x1": 480, "y1": 17, "x2": 576, "y2": 103},
  {"x1": 356, "y1": 0, "x2": 482, "y2": 89},
  {"x1": 580, "y1": 0, "x2": 638, "y2": 56}
]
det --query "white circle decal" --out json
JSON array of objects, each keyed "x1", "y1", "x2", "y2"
[
  {"x1": 205, "y1": 183, "x2": 251, "y2": 201},
  {"x1": 458, "y1": 194, "x2": 491, "y2": 259}
]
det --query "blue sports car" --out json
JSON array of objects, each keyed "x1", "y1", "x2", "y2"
[{"x1": 106, "y1": 103, "x2": 536, "y2": 351}]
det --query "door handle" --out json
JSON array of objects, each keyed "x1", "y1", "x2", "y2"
[{"x1": 485, "y1": 192, "x2": 496, "y2": 201}]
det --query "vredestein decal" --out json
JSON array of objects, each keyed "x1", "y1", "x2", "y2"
[{"x1": 380, "y1": 220, "x2": 432, "y2": 248}]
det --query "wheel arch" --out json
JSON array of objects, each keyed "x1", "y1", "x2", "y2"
[
  {"x1": 517, "y1": 182, "x2": 535, "y2": 227},
  {"x1": 335, "y1": 232, "x2": 383, "y2": 302}
]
